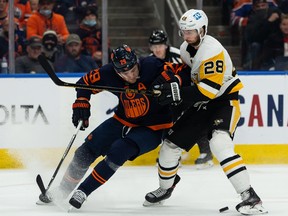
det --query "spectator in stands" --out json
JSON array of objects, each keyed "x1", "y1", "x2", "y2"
[
  {"x1": 73, "y1": 0, "x2": 98, "y2": 23},
  {"x1": 0, "y1": 0, "x2": 8, "y2": 31},
  {"x1": 73, "y1": 5, "x2": 110, "y2": 67},
  {"x1": 54, "y1": 33, "x2": 98, "y2": 72},
  {"x1": 255, "y1": 13, "x2": 288, "y2": 70},
  {"x1": 0, "y1": 0, "x2": 30, "y2": 53},
  {"x1": 230, "y1": 0, "x2": 277, "y2": 28},
  {"x1": 30, "y1": 0, "x2": 39, "y2": 12},
  {"x1": 230, "y1": 0, "x2": 278, "y2": 65},
  {"x1": 0, "y1": 0, "x2": 31, "y2": 32},
  {"x1": 41, "y1": 30, "x2": 64, "y2": 63},
  {"x1": 14, "y1": 0, "x2": 32, "y2": 29},
  {"x1": 15, "y1": 36, "x2": 45, "y2": 73},
  {"x1": 0, "y1": 1, "x2": 29, "y2": 51},
  {"x1": 26, "y1": 0, "x2": 69, "y2": 45},
  {"x1": 243, "y1": 0, "x2": 281, "y2": 69},
  {"x1": 0, "y1": 18, "x2": 23, "y2": 60},
  {"x1": 53, "y1": 0, "x2": 98, "y2": 24}
]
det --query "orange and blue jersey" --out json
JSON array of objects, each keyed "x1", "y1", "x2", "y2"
[{"x1": 75, "y1": 56, "x2": 190, "y2": 131}]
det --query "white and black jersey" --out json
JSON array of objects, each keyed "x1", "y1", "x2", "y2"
[
  {"x1": 165, "y1": 46, "x2": 182, "y2": 63},
  {"x1": 180, "y1": 35, "x2": 242, "y2": 100},
  {"x1": 165, "y1": 35, "x2": 244, "y2": 150},
  {"x1": 150, "y1": 46, "x2": 182, "y2": 63}
]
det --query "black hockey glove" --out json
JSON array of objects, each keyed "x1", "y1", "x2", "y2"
[
  {"x1": 153, "y1": 82, "x2": 181, "y2": 106},
  {"x1": 152, "y1": 70, "x2": 178, "y2": 86},
  {"x1": 72, "y1": 97, "x2": 91, "y2": 130}
]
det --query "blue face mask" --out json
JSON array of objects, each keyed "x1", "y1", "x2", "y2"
[
  {"x1": 39, "y1": 9, "x2": 52, "y2": 17},
  {"x1": 83, "y1": 20, "x2": 97, "y2": 27}
]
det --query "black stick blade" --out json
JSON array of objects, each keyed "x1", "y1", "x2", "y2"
[
  {"x1": 38, "y1": 54, "x2": 64, "y2": 86},
  {"x1": 36, "y1": 174, "x2": 46, "y2": 195}
]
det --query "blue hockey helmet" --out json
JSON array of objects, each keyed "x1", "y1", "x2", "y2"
[{"x1": 111, "y1": 44, "x2": 138, "y2": 73}]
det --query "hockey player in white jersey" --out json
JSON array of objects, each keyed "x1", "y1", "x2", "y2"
[
  {"x1": 149, "y1": 29, "x2": 213, "y2": 169},
  {"x1": 144, "y1": 9, "x2": 267, "y2": 215}
]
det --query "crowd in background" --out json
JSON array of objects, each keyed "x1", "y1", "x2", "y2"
[
  {"x1": 1, "y1": 0, "x2": 288, "y2": 73},
  {"x1": 0, "y1": 0, "x2": 107, "y2": 74},
  {"x1": 229, "y1": 0, "x2": 288, "y2": 70}
]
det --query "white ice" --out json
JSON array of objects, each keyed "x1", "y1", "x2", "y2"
[{"x1": 1, "y1": 165, "x2": 287, "y2": 216}]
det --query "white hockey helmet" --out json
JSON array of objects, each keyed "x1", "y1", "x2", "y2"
[{"x1": 179, "y1": 9, "x2": 208, "y2": 38}]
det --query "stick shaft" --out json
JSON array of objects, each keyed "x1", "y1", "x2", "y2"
[
  {"x1": 38, "y1": 54, "x2": 160, "y2": 96},
  {"x1": 36, "y1": 120, "x2": 83, "y2": 194}
]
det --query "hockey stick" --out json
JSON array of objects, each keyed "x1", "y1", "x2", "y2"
[
  {"x1": 36, "y1": 120, "x2": 83, "y2": 200},
  {"x1": 38, "y1": 54, "x2": 160, "y2": 96}
]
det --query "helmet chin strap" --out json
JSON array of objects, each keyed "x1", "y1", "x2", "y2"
[{"x1": 116, "y1": 72, "x2": 126, "y2": 81}]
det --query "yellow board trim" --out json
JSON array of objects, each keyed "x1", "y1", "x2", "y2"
[{"x1": 1, "y1": 144, "x2": 288, "y2": 169}]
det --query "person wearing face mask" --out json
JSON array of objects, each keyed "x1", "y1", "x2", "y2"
[
  {"x1": 41, "y1": 30, "x2": 64, "y2": 63},
  {"x1": 26, "y1": 0, "x2": 69, "y2": 45},
  {"x1": 73, "y1": 6, "x2": 110, "y2": 67}
]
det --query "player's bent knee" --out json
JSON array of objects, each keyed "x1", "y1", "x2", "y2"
[
  {"x1": 158, "y1": 139, "x2": 182, "y2": 167},
  {"x1": 106, "y1": 138, "x2": 139, "y2": 167},
  {"x1": 74, "y1": 144, "x2": 96, "y2": 168},
  {"x1": 209, "y1": 130, "x2": 235, "y2": 162}
]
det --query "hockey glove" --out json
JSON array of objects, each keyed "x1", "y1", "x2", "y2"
[
  {"x1": 153, "y1": 82, "x2": 181, "y2": 106},
  {"x1": 152, "y1": 70, "x2": 178, "y2": 86},
  {"x1": 72, "y1": 97, "x2": 91, "y2": 130}
]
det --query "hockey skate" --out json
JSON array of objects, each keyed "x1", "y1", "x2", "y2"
[
  {"x1": 236, "y1": 187, "x2": 268, "y2": 215},
  {"x1": 143, "y1": 175, "x2": 181, "y2": 207},
  {"x1": 69, "y1": 189, "x2": 87, "y2": 209},
  {"x1": 195, "y1": 153, "x2": 213, "y2": 169}
]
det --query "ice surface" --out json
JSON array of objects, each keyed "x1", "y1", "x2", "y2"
[{"x1": 0, "y1": 165, "x2": 287, "y2": 216}]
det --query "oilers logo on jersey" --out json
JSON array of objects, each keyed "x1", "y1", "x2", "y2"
[{"x1": 120, "y1": 92, "x2": 149, "y2": 118}]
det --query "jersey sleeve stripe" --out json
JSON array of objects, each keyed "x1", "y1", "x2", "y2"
[
  {"x1": 201, "y1": 78, "x2": 221, "y2": 90},
  {"x1": 197, "y1": 83, "x2": 218, "y2": 99},
  {"x1": 197, "y1": 78, "x2": 221, "y2": 99},
  {"x1": 216, "y1": 77, "x2": 243, "y2": 98}
]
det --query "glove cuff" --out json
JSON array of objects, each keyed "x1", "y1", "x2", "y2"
[{"x1": 77, "y1": 97, "x2": 89, "y2": 101}]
